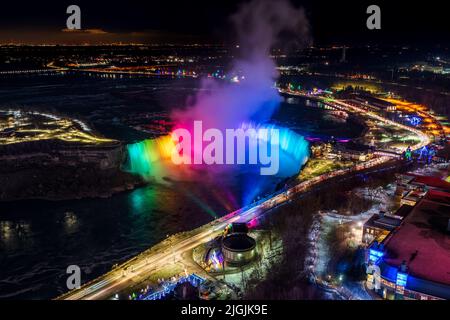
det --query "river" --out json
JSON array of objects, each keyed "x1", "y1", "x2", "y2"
[{"x1": 0, "y1": 75, "x2": 364, "y2": 299}]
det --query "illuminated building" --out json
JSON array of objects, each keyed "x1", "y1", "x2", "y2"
[
  {"x1": 310, "y1": 142, "x2": 332, "y2": 158},
  {"x1": 221, "y1": 234, "x2": 256, "y2": 267},
  {"x1": 400, "y1": 190, "x2": 426, "y2": 206},
  {"x1": 362, "y1": 212, "x2": 404, "y2": 245},
  {"x1": 333, "y1": 141, "x2": 374, "y2": 162},
  {"x1": 365, "y1": 176, "x2": 450, "y2": 300},
  {"x1": 220, "y1": 222, "x2": 256, "y2": 267}
]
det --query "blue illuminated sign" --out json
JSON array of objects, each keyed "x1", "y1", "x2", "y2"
[
  {"x1": 396, "y1": 272, "x2": 408, "y2": 287},
  {"x1": 369, "y1": 249, "x2": 384, "y2": 264},
  {"x1": 409, "y1": 116, "x2": 421, "y2": 126}
]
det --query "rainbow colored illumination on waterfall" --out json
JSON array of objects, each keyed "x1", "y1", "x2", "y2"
[
  {"x1": 124, "y1": 122, "x2": 309, "y2": 214},
  {"x1": 125, "y1": 135, "x2": 176, "y2": 176},
  {"x1": 124, "y1": 122, "x2": 309, "y2": 179}
]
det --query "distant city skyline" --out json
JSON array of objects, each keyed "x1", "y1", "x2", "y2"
[{"x1": 0, "y1": 0, "x2": 448, "y2": 46}]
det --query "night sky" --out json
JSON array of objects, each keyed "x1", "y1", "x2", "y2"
[{"x1": 0, "y1": 0, "x2": 448, "y2": 45}]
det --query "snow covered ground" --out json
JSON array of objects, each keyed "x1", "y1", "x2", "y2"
[{"x1": 304, "y1": 183, "x2": 400, "y2": 300}]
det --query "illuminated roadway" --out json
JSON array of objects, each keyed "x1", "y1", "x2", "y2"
[{"x1": 57, "y1": 93, "x2": 430, "y2": 300}]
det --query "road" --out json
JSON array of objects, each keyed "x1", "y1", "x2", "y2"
[{"x1": 57, "y1": 94, "x2": 430, "y2": 300}]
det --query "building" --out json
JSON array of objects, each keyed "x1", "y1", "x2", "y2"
[
  {"x1": 310, "y1": 142, "x2": 332, "y2": 158},
  {"x1": 389, "y1": 204, "x2": 415, "y2": 220},
  {"x1": 362, "y1": 211, "x2": 405, "y2": 245},
  {"x1": 395, "y1": 173, "x2": 450, "y2": 206},
  {"x1": 333, "y1": 141, "x2": 374, "y2": 162},
  {"x1": 407, "y1": 174, "x2": 450, "y2": 192},
  {"x1": 365, "y1": 177, "x2": 450, "y2": 300},
  {"x1": 400, "y1": 190, "x2": 427, "y2": 206},
  {"x1": 411, "y1": 62, "x2": 445, "y2": 74},
  {"x1": 221, "y1": 234, "x2": 256, "y2": 266}
]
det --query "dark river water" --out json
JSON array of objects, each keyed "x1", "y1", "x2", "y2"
[{"x1": 0, "y1": 75, "x2": 364, "y2": 299}]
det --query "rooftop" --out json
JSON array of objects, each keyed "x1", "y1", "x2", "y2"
[
  {"x1": 396, "y1": 174, "x2": 416, "y2": 185},
  {"x1": 222, "y1": 234, "x2": 256, "y2": 251},
  {"x1": 391, "y1": 204, "x2": 414, "y2": 219},
  {"x1": 403, "y1": 190, "x2": 426, "y2": 202},
  {"x1": 364, "y1": 213, "x2": 402, "y2": 231},
  {"x1": 384, "y1": 189, "x2": 450, "y2": 286},
  {"x1": 408, "y1": 174, "x2": 450, "y2": 192}
]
